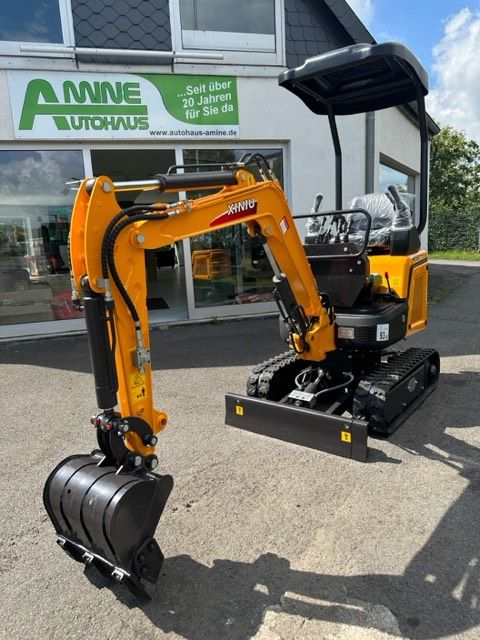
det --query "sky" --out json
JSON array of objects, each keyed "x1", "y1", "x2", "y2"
[{"x1": 345, "y1": 0, "x2": 480, "y2": 142}]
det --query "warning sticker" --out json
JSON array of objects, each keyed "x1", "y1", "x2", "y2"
[
  {"x1": 235, "y1": 405, "x2": 244, "y2": 416},
  {"x1": 341, "y1": 431, "x2": 352, "y2": 443},
  {"x1": 280, "y1": 217, "x2": 289, "y2": 234},
  {"x1": 129, "y1": 372, "x2": 146, "y2": 401}
]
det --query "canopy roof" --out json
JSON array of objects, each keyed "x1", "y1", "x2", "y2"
[{"x1": 279, "y1": 42, "x2": 428, "y2": 116}]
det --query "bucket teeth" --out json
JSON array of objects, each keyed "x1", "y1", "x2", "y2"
[{"x1": 43, "y1": 453, "x2": 173, "y2": 599}]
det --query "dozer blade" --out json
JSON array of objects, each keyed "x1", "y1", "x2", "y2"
[
  {"x1": 43, "y1": 452, "x2": 173, "y2": 599},
  {"x1": 225, "y1": 394, "x2": 368, "y2": 461}
]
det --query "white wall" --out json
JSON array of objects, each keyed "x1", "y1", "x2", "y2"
[
  {"x1": 0, "y1": 72, "x2": 13, "y2": 139},
  {"x1": 375, "y1": 107, "x2": 421, "y2": 184}
]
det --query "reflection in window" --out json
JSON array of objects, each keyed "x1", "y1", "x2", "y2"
[
  {"x1": 379, "y1": 163, "x2": 415, "y2": 195},
  {"x1": 183, "y1": 148, "x2": 283, "y2": 308},
  {"x1": 0, "y1": 150, "x2": 84, "y2": 325},
  {"x1": 179, "y1": 0, "x2": 276, "y2": 52},
  {"x1": 91, "y1": 149, "x2": 188, "y2": 318},
  {"x1": 180, "y1": 0, "x2": 275, "y2": 34},
  {"x1": 0, "y1": 2, "x2": 63, "y2": 43},
  {"x1": 379, "y1": 162, "x2": 416, "y2": 217}
]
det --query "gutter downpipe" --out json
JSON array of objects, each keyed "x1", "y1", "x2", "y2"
[{"x1": 365, "y1": 111, "x2": 375, "y2": 194}]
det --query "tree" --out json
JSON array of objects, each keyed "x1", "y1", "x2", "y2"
[
  {"x1": 429, "y1": 126, "x2": 480, "y2": 251},
  {"x1": 430, "y1": 125, "x2": 480, "y2": 211}
]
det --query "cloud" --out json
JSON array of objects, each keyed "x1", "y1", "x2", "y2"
[
  {"x1": 345, "y1": 0, "x2": 375, "y2": 28},
  {"x1": 0, "y1": 151, "x2": 83, "y2": 204},
  {"x1": 428, "y1": 8, "x2": 480, "y2": 142},
  {"x1": 0, "y1": 2, "x2": 62, "y2": 43}
]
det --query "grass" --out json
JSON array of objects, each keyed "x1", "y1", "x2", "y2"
[
  {"x1": 428, "y1": 260, "x2": 474, "y2": 306},
  {"x1": 429, "y1": 250, "x2": 480, "y2": 261},
  {"x1": 429, "y1": 287, "x2": 457, "y2": 306}
]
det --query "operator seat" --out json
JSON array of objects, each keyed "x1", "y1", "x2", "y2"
[{"x1": 303, "y1": 189, "x2": 420, "y2": 310}]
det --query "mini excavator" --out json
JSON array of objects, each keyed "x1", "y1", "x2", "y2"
[{"x1": 44, "y1": 43, "x2": 439, "y2": 598}]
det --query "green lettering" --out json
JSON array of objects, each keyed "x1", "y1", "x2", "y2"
[
  {"x1": 19, "y1": 79, "x2": 69, "y2": 130},
  {"x1": 123, "y1": 82, "x2": 141, "y2": 104},
  {"x1": 100, "y1": 82, "x2": 124, "y2": 104},
  {"x1": 63, "y1": 80, "x2": 101, "y2": 104}
]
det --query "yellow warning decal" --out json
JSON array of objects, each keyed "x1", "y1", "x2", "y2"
[
  {"x1": 341, "y1": 431, "x2": 352, "y2": 443},
  {"x1": 129, "y1": 372, "x2": 147, "y2": 401},
  {"x1": 235, "y1": 405, "x2": 244, "y2": 416}
]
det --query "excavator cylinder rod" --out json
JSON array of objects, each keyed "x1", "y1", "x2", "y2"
[
  {"x1": 43, "y1": 452, "x2": 173, "y2": 599},
  {"x1": 225, "y1": 394, "x2": 368, "y2": 461}
]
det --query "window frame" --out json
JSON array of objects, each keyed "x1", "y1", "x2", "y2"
[
  {"x1": 169, "y1": 0, "x2": 285, "y2": 67},
  {"x1": 379, "y1": 154, "x2": 419, "y2": 222},
  {"x1": 0, "y1": 0, "x2": 75, "y2": 58},
  {"x1": 379, "y1": 157, "x2": 416, "y2": 192}
]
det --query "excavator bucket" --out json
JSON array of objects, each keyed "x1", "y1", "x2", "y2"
[{"x1": 43, "y1": 451, "x2": 173, "y2": 599}]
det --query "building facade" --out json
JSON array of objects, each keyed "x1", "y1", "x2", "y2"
[{"x1": 0, "y1": 0, "x2": 433, "y2": 339}]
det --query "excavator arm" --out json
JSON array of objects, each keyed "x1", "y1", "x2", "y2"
[
  {"x1": 69, "y1": 167, "x2": 335, "y2": 459},
  {"x1": 43, "y1": 164, "x2": 336, "y2": 598}
]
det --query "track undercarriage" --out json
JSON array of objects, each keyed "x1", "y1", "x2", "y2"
[{"x1": 226, "y1": 347, "x2": 440, "y2": 461}]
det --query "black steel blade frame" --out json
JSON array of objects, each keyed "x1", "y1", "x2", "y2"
[{"x1": 225, "y1": 394, "x2": 368, "y2": 462}]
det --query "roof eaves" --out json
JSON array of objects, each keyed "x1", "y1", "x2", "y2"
[
  {"x1": 322, "y1": 0, "x2": 376, "y2": 44},
  {"x1": 400, "y1": 104, "x2": 441, "y2": 137}
]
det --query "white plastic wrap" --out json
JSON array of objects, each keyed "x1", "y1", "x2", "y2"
[
  {"x1": 348, "y1": 193, "x2": 395, "y2": 247},
  {"x1": 305, "y1": 188, "x2": 414, "y2": 248}
]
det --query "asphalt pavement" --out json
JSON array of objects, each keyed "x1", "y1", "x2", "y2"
[{"x1": 1, "y1": 262, "x2": 479, "y2": 640}]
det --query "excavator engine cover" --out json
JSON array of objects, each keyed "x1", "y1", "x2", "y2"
[{"x1": 43, "y1": 452, "x2": 173, "y2": 599}]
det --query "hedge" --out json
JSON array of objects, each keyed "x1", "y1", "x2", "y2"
[{"x1": 429, "y1": 208, "x2": 480, "y2": 251}]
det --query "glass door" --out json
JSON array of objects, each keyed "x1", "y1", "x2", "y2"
[
  {"x1": 181, "y1": 147, "x2": 284, "y2": 319},
  {"x1": 91, "y1": 149, "x2": 188, "y2": 323}
]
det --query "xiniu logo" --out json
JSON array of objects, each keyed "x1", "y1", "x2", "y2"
[{"x1": 226, "y1": 199, "x2": 257, "y2": 215}]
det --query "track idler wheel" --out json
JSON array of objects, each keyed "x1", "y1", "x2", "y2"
[{"x1": 43, "y1": 452, "x2": 173, "y2": 599}]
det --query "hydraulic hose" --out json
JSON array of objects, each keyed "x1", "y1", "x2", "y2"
[
  {"x1": 105, "y1": 211, "x2": 171, "y2": 323},
  {"x1": 101, "y1": 204, "x2": 168, "y2": 281}
]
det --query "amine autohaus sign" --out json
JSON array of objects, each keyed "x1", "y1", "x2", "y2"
[{"x1": 7, "y1": 71, "x2": 239, "y2": 139}]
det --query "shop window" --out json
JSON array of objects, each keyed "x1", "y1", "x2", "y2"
[
  {"x1": 183, "y1": 148, "x2": 283, "y2": 309},
  {"x1": 0, "y1": 1, "x2": 73, "y2": 55},
  {"x1": 0, "y1": 150, "x2": 84, "y2": 325},
  {"x1": 172, "y1": 0, "x2": 284, "y2": 65},
  {"x1": 91, "y1": 149, "x2": 188, "y2": 321}
]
